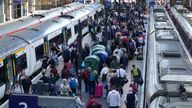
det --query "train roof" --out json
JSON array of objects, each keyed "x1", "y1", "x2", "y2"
[
  {"x1": 85, "y1": 3, "x2": 104, "y2": 13},
  {"x1": 182, "y1": 13, "x2": 192, "y2": 25},
  {"x1": 155, "y1": 22, "x2": 173, "y2": 30},
  {"x1": 0, "y1": 2, "x2": 84, "y2": 37},
  {"x1": 149, "y1": 5, "x2": 192, "y2": 107},
  {"x1": 153, "y1": 5, "x2": 165, "y2": 12},
  {"x1": 0, "y1": 36, "x2": 28, "y2": 58},
  {"x1": 65, "y1": 8, "x2": 91, "y2": 21},
  {"x1": 154, "y1": 12, "x2": 168, "y2": 22},
  {"x1": 174, "y1": 5, "x2": 190, "y2": 14},
  {"x1": 10, "y1": 17, "x2": 71, "y2": 43}
]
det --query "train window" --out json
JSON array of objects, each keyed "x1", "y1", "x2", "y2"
[
  {"x1": 0, "y1": 66, "x2": 6, "y2": 84},
  {"x1": 49, "y1": 33, "x2": 63, "y2": 46},
  {"x1": 75, "y1": 24, "x2": 79, "y2": 34},
  {"x1": 82, "y1": 20, "x2": 87, "y2": 29},
  {"x1": 66, "y1": 28, "x2": 72, "y2": 41},
  {"x1": 94, "y1": 14, "x2": 97, "y2": 20},
  {"x1": 16, "y1": 53, "x2": 27, "y2": 74},
  {"x1": 35, "y1": 44, "x2": 44, "y2": 61}
]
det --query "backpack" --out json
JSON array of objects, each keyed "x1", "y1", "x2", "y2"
[
  {"x1": 89, "y1": 72, "x2": 96, "y2": 82},
  {"x1": 128, "y1": 42, "x2": 135, "y2": 49},
  {"x1": 82, "y1": 70, "x2": 90, "y2": 80},
  {"x1": 69, "y1": 79, "x2": 77, "y2": 89},
  {"x1": 90, "y1": 99, "x2": 99, "y2": 108},
  {"x1": 101, "y1": 74, "x2": 107, "y2": 82}
]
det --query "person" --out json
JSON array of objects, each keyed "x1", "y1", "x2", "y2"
[
  {"x1": 80, "y1": 67, "x2": 90, "y2": 93},
  {"x1": 116, "y1": 64, "x2": 127, "y2": 78},
  {"x1": 124, "y1": 87, "x2": 138, "y2": 108},
  {"x1": 12, "y1": 80, "x2": 24, "y2": 93},
  {"x1": 88, "y1": 70, "x2": 98, "y2": 96},
  {"x1": 76, "y1": 93, "x2": 85, "y2": 108},
  {"x1": 131, "y1": 64, "x2": 141, "y2": 88},
  {"x1": 70, "y1": 47, "x2": 77, "y2": 67},
  {"x1": 61, "y1": 41, "x2": 70, "y2": 63},
  {"x1": 61, "y1": 65, "x2": 70, "y2": 79},
  {"x1": 60, "y1": 79, "x2": 72, "y2": 96},
  {"x1": 49, "y1": 73, "x2": 56, "y2": 84},
  {"x1": 68, "y1": 75, "x2": 78, "y2": 95},
  {"x1": 86, "y1": 95, "x2": 101, "y2": 108},
  {"x1": 51, "y1": 51, "x2": 59, "y2": 65},
  {"x1": 107, "y1": 69, "x2": 116, "y2": 91},
  {"x1": 40, "y1": 72, "x2": 49, "y2": 83},
  {"x1": 41, "y1": 53, "x2": 49, "y2": 71},
  {"x1": 21, "y1": 75, "x2": 32, "y2": 94},
  {"x1": 100, "y1": 63, "x2": 109, "y2": 91},
  {"x1": 107, "y1": 85, "x2": 121, "y2": 108},
  {"x1": 51, "y1": 42, "x2": 60, "y2": 55}
]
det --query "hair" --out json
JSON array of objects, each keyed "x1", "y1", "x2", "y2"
[
  {"x1": 132, "y1": 64, "x2": 135, "y2": 68},
  {"x1": 129, "y1": 87, "x2": 133, "y2": 92}
]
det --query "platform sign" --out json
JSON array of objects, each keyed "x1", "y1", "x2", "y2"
[{"x1": 9, "y1": 94, "x2": 38, "y2": 108}]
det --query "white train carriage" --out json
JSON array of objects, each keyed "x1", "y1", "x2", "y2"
[
  {"x1": 0, "y1": 2, "x2": 104, "y2": 103},
  {"x1": 0, "y1": 2, "x2": 85, "y2": 37},
  {"x1": 170, "y1": 5, "x2": 192, "y2": 55},
  {"x1": 146, "y1": 5, "x2": 192, "y2": 108},
  {"x1": 0, "y1": 36, "x2": 29, "y2": 100}
]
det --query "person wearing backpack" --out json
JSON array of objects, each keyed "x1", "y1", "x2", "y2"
[
  {"x1": 81, "y1": 67, "x2": 91, "y2": 93},
  {"x1": 124, "y1": 87, "x2": 138, "y2": 108},
  {"x1": 131, "y1": 65, "x2": 141, "y2": 88},
  {"x1": 61, "y1": 79, "x2": 72, "y2": 96},
  {"x1": 69, "y1": 75, "x2": 78, "y2": 95},
  {"x1": 89, "y1": 70, "x2": 98, "y2": 96}
]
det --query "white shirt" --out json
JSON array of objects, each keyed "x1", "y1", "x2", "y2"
[
  {"x1": 100, "y1": 67, "x2": 109, "y2": 78},
  {"x1": 107, "y1": 90, "x2": 121, "y2": 107},
  {"x1": 116, "y1": 68, "x2": 127, "y2": 78},
  {"x1": 12, "y1": 84, "x2": 24, "y2": 93},
  {"x1": 76, "y1": 96, "x2": 84, "y2": 108}
]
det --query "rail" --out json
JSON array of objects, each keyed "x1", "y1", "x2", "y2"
[{"x1": 0, "y1": 94, "x2": 76, "y2": 108}]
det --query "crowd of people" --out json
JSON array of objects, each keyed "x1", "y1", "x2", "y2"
[{"x1": 11, "y1": 2, "x2": 147, "y2": 108}]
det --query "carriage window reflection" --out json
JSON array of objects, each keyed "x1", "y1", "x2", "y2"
[
  {"x1": 35, "y1": 44, "x2": 44, "y2": 61},
  {"x1": 66, "y1": 28, "x2": 72, "y2": 41},
  {"x1": 0, "y1": 66, "x2": 6, "y2": 84},
  {"x1": 16, "y1": 53, "x2": 27, "y2": 74}
]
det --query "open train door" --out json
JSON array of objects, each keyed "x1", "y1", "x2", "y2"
[
  {"x1": 3, "y1": 54, "x2": 16, "y2": 94},
  {"x1": 44, "y1": 37, "x2": 49, "y2": 55}
]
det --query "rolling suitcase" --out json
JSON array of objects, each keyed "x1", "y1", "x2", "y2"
[
  {"x1": 95, "y1": 83, "x2": 103, "y2": 97},
  {"x1": 137, "y1": 53, "x2": 143, "y2": 60}
]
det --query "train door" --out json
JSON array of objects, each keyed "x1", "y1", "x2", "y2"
[
  {"x1": 44, "y1": 37, "x2": 49, "y2": 55},
  {"x1": 3, "y1": 55, "x2": 16, "y2": 92}
]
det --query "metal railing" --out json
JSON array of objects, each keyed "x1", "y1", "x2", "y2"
[{"x1": 0, "y1": 94, "x2": 76, "y2": 108}]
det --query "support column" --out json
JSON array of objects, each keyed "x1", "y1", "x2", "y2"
[
  {"x1": 77, "y1": 20, "x2": 83, "y2": 92},
  {"x1": 10, "y1": 0, "x2": 13, "y2": 20},
  {"x1": 26, "y1": 0, "x2": 29, "y2": 16},
  {"x1": 0, "y1": 0, "x2": 5, "y2": 23}
]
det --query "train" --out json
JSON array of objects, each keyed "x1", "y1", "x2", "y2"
[
  {"x1": 145, "y1": 5, "x2": 192, "y2": 108},
  {"x1": 0, "y1": 2, "x2": 85, "y2": 37},
  {"x1": 0, "y1": 2, "x2": 104, "y2": 102},
  {"x1": 170, "y1": 5, "x2": 192, "y2": 56}
]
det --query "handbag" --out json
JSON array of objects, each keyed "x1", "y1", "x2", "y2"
[
  {"x1": 138, "y1": 76, "x2": 143, "y2": 86},
  {"x1": 118, "y1": 70, "x2": 128, "y2": 85}
]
